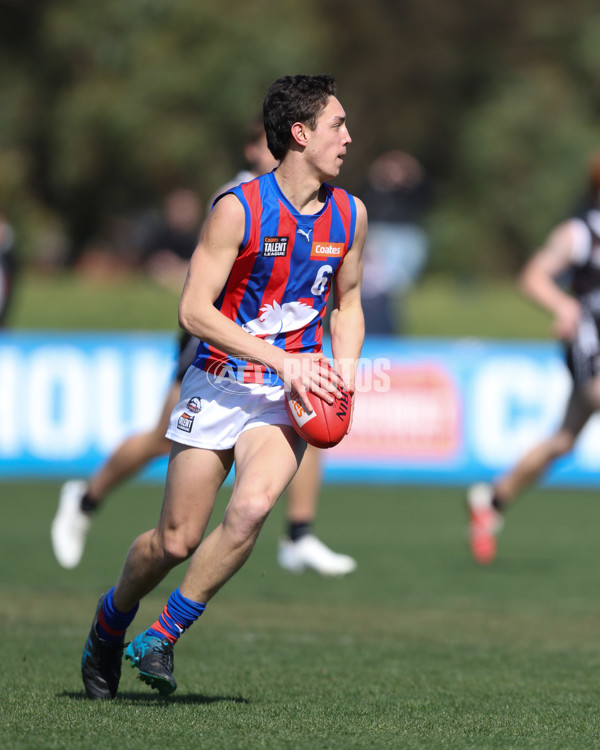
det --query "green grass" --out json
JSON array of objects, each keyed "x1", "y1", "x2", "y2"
[
  {"x1": 9, "y1": 270, "x2": 552, "y2": 340},
  {"x1": 405, "y1": 276, "x2": 552, "y2": 341},
  {"x1": 10, "y1": 270, "x2": 181, "y2": 332},
  {"x1": 2, "y1": 480, "x2": 600, "y2": 748}
]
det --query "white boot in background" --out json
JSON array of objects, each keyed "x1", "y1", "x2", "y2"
[
  {"x1": 51, "y1": 480, "x2": 91, "y2": 569},
  {"x1": 278, "y1": 534, "x2": 357, "y2": 576}
]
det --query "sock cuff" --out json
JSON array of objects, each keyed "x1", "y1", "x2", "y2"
[
  {"x1": 97, "y1": 587, "x2": 139, "y2": 643},
  {"x1": 168, "y1": 588, "x2": 206, "y2": 619},
  {"x1": 147, "y1": 588, "x2": 206, "y2": 644}
]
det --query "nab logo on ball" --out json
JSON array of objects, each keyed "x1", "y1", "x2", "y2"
[
  {"x1": 335, "y1": 389, "x2": 350, "y2": 423},
  {"x1": 285, "y1": 375, "x2": 352, "y2": 449}
]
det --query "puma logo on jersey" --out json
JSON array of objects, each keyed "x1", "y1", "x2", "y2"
[{"x1": 297, "y1": 228, "x2": 312, "y2": 242}]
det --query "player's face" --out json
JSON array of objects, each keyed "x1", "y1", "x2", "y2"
[{"x1": 307, "y1": 96, "x2": 351, "y2": 180}]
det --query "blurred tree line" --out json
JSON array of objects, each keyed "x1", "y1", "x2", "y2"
[{"x1": 2, "y1": 0, "x2": 600, "y2": 277}]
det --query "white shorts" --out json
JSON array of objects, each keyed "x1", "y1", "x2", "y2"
[{"x1": 166, "y1": 366, "x2": 291, "y2": 450}]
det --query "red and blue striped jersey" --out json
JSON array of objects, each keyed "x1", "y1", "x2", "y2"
[{"x1": 193, "y1": 170, "x2": 357, "y2": 384}]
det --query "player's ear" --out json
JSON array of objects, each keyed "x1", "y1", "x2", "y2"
[{"x1": 290, "y1": 122, "x2": 309, "y2": 148}]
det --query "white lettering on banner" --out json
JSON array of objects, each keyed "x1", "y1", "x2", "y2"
[
  {"x1": 94, "y1": 349, "x2": 127, "y2": 451},
  {"x1": 0, "y1": 341, "x2": 173, "y2": 463},
  {"x1": 0, "y1": 348, "x2": 20, "y2": 455},
  {"x1": 91, "y1": 349, "x2": 170, "y2": 451},
  {"x1": 471, "y1": 357, "x2": 570, "y2": 468},
  {"x1": 28, "y1": 347, "x2": 89, "y2": 458}
]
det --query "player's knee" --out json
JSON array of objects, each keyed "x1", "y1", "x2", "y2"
[
  {"x1": 152, "y1": 529, "x2": 197, "y2": 565},
  {"x1": 552, "y1": 432, "x2": 576, "y2": 458},
  {"x1": 226, "y1": 492, "x2": 274, "y2": 543}
]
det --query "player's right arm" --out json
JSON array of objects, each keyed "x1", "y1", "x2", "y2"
[
  {"x1": 179, "y1": 194, "x2": 338, "y2": 408},
  {"x1": 518, "y1": 220, "x2": 582, "y2": 342}
]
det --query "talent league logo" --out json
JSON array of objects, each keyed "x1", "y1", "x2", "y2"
[
  {"x1": 177, "y1": 396, "x2": 202, "y2": 430},
  {"x1": 177, "y1": 413, "x2": 194, "y2": 433},
  {"x1": 310, "y1": 241, "x2": 344, "y2": 260},
  {"x1": 262, "y1": 236, "x2": 289, "y2": 257}
]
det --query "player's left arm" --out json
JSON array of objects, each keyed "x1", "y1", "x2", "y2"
[{"x1": 329, "y1": 197, "x2": 368, "y2": 394}]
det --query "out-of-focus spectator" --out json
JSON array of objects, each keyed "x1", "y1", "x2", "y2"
[
  {"x1": 137, "y1": 188, "x2": 203, "y2": 292},
  {"x1": 0, "y1": 213, "x2": 17, "y2": 327},
  {"x1": 360, "y1": 150, "x2": 431, "y2": 334},
  {"x1": 74, "y1": 190, "x2": 202, "y2": 283}
]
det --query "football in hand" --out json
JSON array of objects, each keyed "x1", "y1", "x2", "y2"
[{"x1": 285, "y1": 378, "x2": 352, "y2": 449}]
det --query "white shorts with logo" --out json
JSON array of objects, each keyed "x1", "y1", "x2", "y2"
[{"x1": 166, "y1": 366, "x2": 291, "y2": 450}]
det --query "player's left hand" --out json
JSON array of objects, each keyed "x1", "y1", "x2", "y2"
[{"x1": 553, "y1": 297, "x2": 581, "y2": 342}]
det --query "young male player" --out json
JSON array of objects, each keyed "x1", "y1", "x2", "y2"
[
  {"x1": 81, "y1": 74, "x2": 366, "y2": 699},
  {"x1": 467, "y1": 151, "x2": 600, "y2": 564},
  {"x1": 52, "y1": 121, "x2": 356, "y2": 576}
]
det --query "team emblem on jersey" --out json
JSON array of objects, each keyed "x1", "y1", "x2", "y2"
[
  {"x1": 262, "y1": 236, "x2": 289, "y2": 257},
  {"x1": 310, "y1": 241, "x2": 344, "y2": 260},
  {"x1": 186, "y1": 396, "x2": 202, "y2": 414},
  {"x1": 242, "y1": 300, "x2": 319, "y2": 342},
  {"x1": 177, "y1": 412, "x2": 194, "y2": 432}
]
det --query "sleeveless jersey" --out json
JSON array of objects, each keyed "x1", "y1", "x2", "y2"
[
  {"x1": 564, "y1": 209, "x2": 600, "y2": 385},
  {"x1": 569, "y1": 209, "x2": 600, "y2": 315},
  {"x1": 193, "y1": 170, "x2": 357, "y2": 384}
]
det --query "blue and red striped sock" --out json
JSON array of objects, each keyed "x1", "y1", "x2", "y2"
[
  {"x1": 147, "y1": 588, "x2": 206, "y2": 644},
  {"x1": 97, "y1": 587, "x2": 139, "y2": 644}
]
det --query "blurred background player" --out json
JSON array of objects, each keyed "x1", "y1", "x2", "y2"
[
  {"x1": 51, "y1": 119, "x2": 356, "y2": 577},
  {"x1": 467, "y1": 151, "x2": 600, "y2": 564}
]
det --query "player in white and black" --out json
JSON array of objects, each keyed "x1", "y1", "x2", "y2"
[{"x1": 467, "y1": 151, "x2": 600, "y2": 564}]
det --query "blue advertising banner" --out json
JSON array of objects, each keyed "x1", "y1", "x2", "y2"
[
  {"x1": 0, "y1": 331, "x2": 176, "y2": 479},
  {"x1": 1, "y1": 332, "x2": 598, "y2": 486},
  {"x1": 326, "y1": 337, "x2": 589, "y2": 485}
]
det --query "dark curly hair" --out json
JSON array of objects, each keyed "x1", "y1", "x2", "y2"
[{"x1": 263, "y1": 75, "x2": 337, "y2": 161}]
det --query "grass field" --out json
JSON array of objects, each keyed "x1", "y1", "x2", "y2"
[
  {"x1": 3, "y1": 480, "x2": 600, "y2": 749},
  {"x1": 8, "y1": 270, "x2": 553, "y2": 340}
]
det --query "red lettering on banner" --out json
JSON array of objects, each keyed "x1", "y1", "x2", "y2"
[{"x1": 335, "y1": 365, "x2": 460, "y2": 459}]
